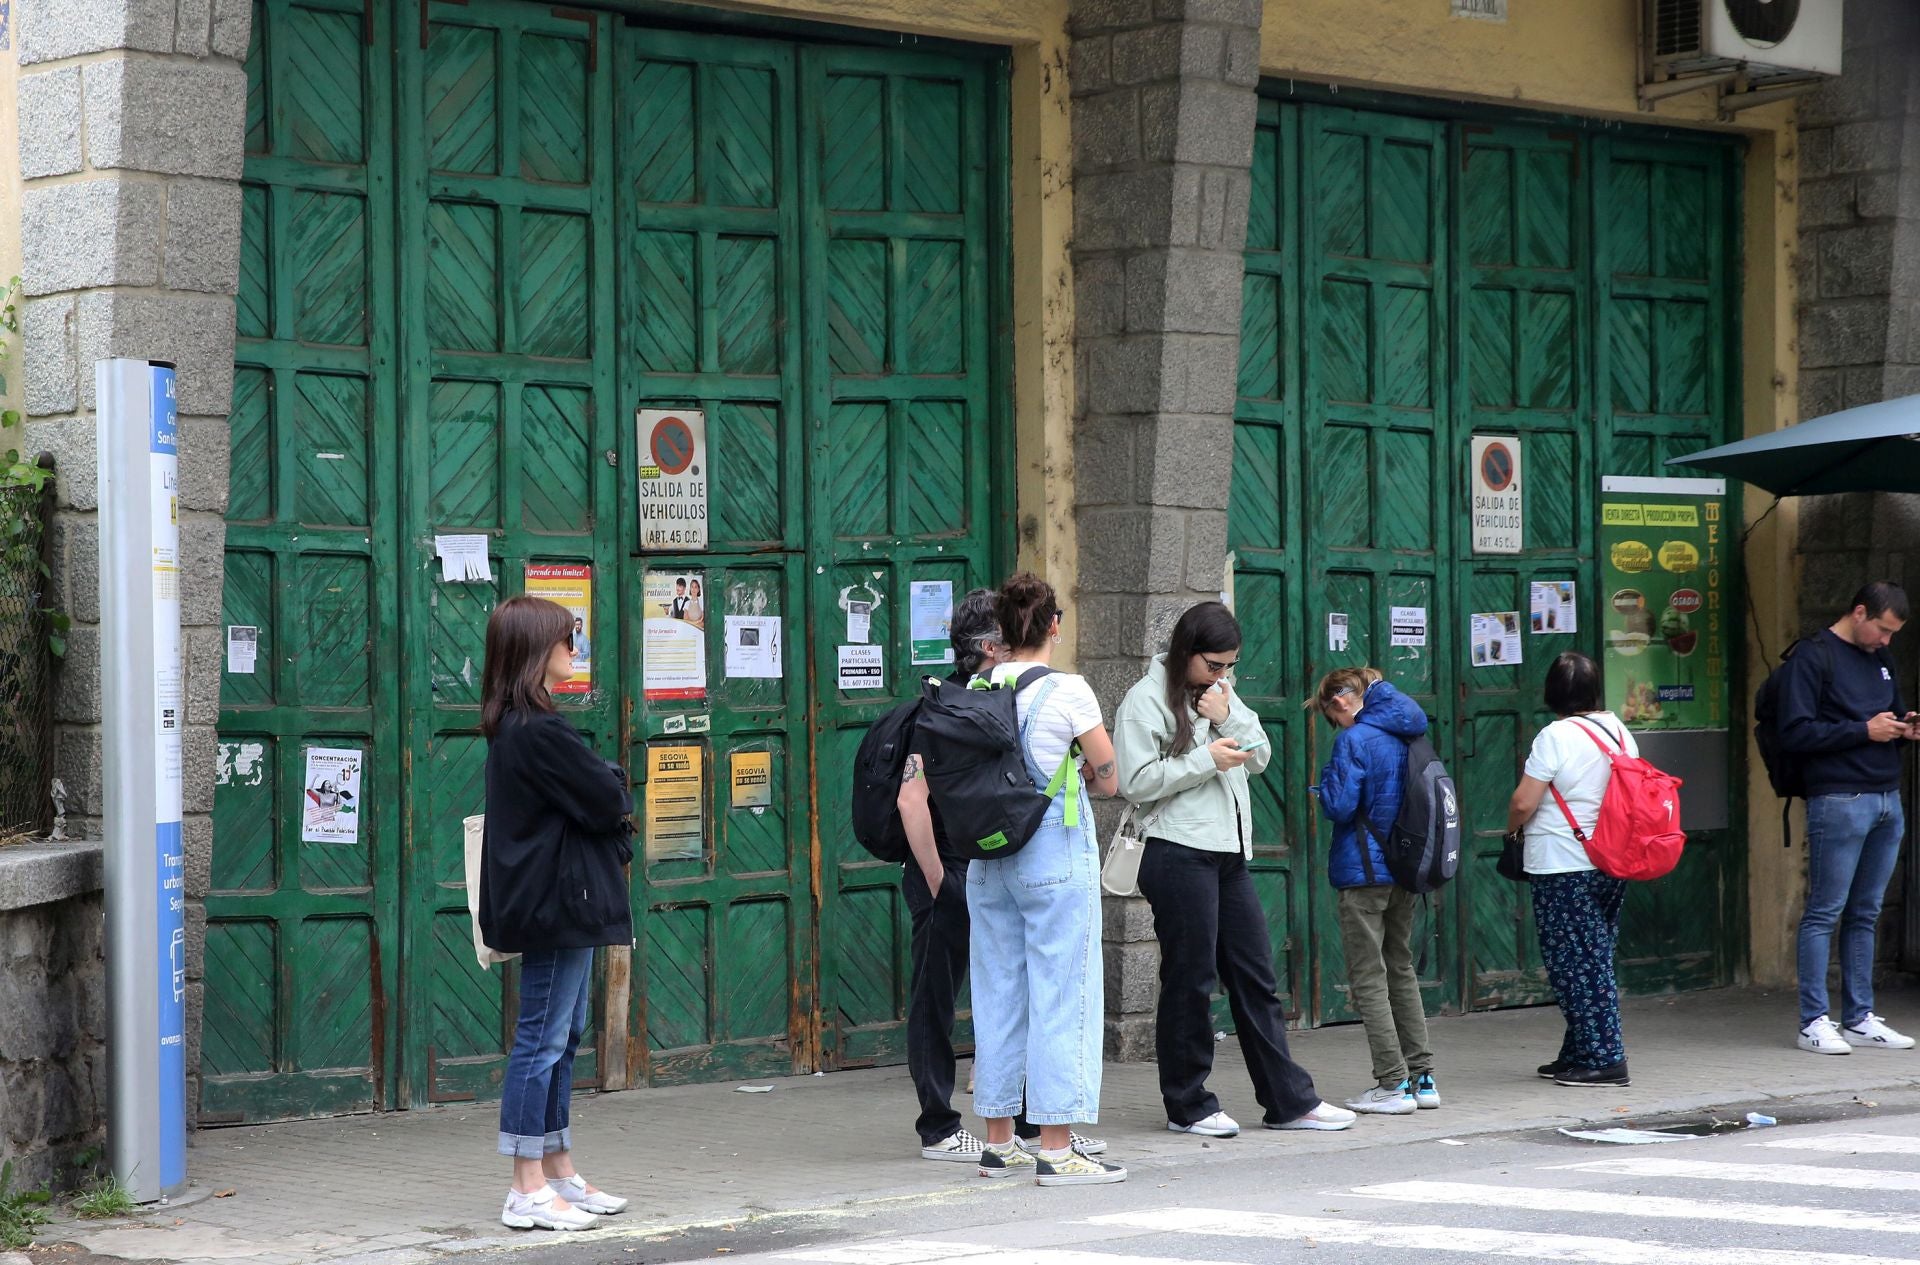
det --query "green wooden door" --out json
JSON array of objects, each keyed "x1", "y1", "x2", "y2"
[
  {"x1": 394, "y1": 0, "x2": 620, "y2": 1104},
  {"x1": 207, "y1": 0, "x2": 402, "y2": 1123},
  {"x1": 805, "y1": 46, "x2": 1000, "y2": 1069}
]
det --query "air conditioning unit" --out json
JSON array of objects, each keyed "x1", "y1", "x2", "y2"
[{"x1": 1644, "y1": 0, "x2": 1841, "y2": 111}]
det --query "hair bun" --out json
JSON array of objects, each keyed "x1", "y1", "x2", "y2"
[{"x1": 997, "y1": 571, "x2": 1057, "y2": 651}]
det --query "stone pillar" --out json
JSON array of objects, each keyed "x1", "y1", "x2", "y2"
[
  {"x1": 15, "y1": 0, "x2": 249, "y2": 1118},
  {"x1": 1067, "y1": 0, "x2": 1262, "y2": 1057},
  {"x1": 1792, "y1": 0, "x2": 1920, "y2": 973}
]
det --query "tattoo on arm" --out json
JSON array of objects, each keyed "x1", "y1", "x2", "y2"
[
  {"x1": 901, "y1": 753, "x2": 924, "y2": 783},
  {"x1": 1094, "y1": 760, "x2": 1116, "y2": 780}
]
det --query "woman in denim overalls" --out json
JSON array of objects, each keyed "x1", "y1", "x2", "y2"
[{"x1": 966, "y1": 573, "x2": 1126, "y2": 1186}]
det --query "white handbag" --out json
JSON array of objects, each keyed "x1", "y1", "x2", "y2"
[
  {"x1": 463, "y1": 813, "x2": 519, "y2": 969},
  {"x1": 1100, "y1": 803, "x2": 1151, "y2": 897}
]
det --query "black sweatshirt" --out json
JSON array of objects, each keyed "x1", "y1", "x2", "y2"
[
  {"x1": 479, "y1": 709, "x2": 635, "y2": 952},
  {"x1": 1776, "y1": 629, "x2": 1905, "y2": 797}
]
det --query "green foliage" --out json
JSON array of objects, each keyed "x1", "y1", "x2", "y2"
[
  {"x1": 71, "y1": 1173, "x2": 137, "y2": 1220},
  {"x1": 0, "y1": 1161, "x2": 53, "y2": 1249}
]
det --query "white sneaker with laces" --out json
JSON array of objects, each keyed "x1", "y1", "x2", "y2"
[
  {"x1": 502, "y1": 1185, "x2": 599, "y2": 1231},
  {"x1": 1166, "y1": 1110, "x2": 1240, "y2": 1138},
  {"x1": 1799, "y1": 1016, "x2": 1852, "y2": 1055},
  {"x1": 1268, "y1": 1101, "x2": 1357, "y2": 1131},
  {"x1": 1017, "y1": 1131, "x2": 1107, "y2": 1156},
  {"x1": 1345, "y1": 1083, "x2": 1417, "y2": 1115},
  {"x1": 548, "y1": 1174, "x2": 627, "y2": 1215},
  {"x1": 1843, "y1": 1013, "x2": 1917, "y2": 1050},
  {"x1": 922, "y1": 1129, "x2": 986, "y2": 1162}
]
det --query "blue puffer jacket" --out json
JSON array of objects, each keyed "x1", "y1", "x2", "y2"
[{"x1": 1316, "y1": 681, "x2": 1430, "y2": 889}]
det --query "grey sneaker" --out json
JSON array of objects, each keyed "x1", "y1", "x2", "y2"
[
  {"x1": 977, "y1": 1142, "x2": 1037, "y2": 1179},
  {"x1": 1345, "y1": 1083, "x2": 1417, "y2": 1115},
  {"x1": 923, "y1": 1129, "x2": 985, "y2": 1162},
  {"x1": 1034, "y1": 1150, "x2": 1127, "y2": 1186},
  {"x1": 1017, "y1": 1131, "x2": 1107, "y2": 1156},
  {"x1": 1412, "y1": 1073, "x2": 1441, "y2": 1109},
  {"x1": 548, "y1": 1174, "x2": 627, "y2": 1215},
  {"x1": 502, "y1": 1186, "x2": 598, "y2": 1231}
]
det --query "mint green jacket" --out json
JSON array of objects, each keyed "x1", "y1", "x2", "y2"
[{"x1": 1113, "y1": 655, "x2": 1271, "y2": 857}]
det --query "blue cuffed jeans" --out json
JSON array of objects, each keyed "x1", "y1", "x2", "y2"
[
  {"x1": 497, "y1": 947, "x2": 594, "y2": 1159},
  {"x1": 1798, "y1": 790, "x2": 1904, "y2": 1027},
  {"x1": 966, "y1": 793, "x2": 1103, "y2": 1126}
]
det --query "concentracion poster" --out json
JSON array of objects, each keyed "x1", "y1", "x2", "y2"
[{"x1": 1599, "y1": 476, "x2": 1727, "y2": 730}]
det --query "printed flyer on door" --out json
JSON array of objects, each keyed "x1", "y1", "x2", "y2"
[
  {"x1": 643, "y1": 569, "x2": 707, "y2": 702},
  {"x1": 526, "y1": 564, "x2": 592, "y2": 695},
  {"x1": 301, "y1": 747, "x2": 363, "y2": 845},
  {"x1": 1599, "y1": 476, "x2": 1727, "y2": 730}
]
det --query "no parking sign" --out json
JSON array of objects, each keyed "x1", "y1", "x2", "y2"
[
  {"x1": 1470, "y1": 434, "x2": 1523, "y2": 554},
  {"x1": 637, "y1": 408, "x2": 709, "y2": 551}
]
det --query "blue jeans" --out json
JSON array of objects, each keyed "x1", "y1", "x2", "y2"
[
  {"x1": 966, "y1": 792, "x2": 1103, "y2": 1125},
  {"x1": 497, "y1": 947, "x2": 594, "y2": 1158},
  {"x1": 1798, "y1": 790, "x2": 1904, "y2": 1027}
]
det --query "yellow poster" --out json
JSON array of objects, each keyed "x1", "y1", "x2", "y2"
[
  {"x1": 730, "y1": 751, "x2": 772, "y2": 810},
  {"x1": 644, "y1": 745, "x2": 704, "y2": 862},
  {"x1": 525, "y1": 563, "x2": 592, "y2": 695}
]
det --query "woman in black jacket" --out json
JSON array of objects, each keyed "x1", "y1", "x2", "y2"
[{"x1": 479, "y1": 596, "x2": 635, "y2": 1231}]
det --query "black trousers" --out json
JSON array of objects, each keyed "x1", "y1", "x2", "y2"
[
  {"x1": 1137, "y1": 839, "x2": 1321, "y2": 1127},
  {"x1": 902, "y1": 858, "x2": 1036, "y2": 1144}
]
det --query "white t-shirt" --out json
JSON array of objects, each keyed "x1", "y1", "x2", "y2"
[
  {"x1": 1523, "y1": 712, "x2": 1638, "y2": 875},
  {"x1": 985, "y1": 663, "x2": 1103, "y2": 782}
]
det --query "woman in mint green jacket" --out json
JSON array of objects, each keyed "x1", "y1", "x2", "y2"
[{"x1": 1114, "y1": 602, "x2": 1352, "y2": 1138}]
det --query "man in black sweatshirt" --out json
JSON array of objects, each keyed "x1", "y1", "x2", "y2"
[{"x1": 1778, "y1": 581, "x2": 1918, "y2": 1056}]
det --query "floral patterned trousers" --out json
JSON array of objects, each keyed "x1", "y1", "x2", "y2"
[{"x1": 1531, "y1": 870, "x2": 1627, "y2": 1069}]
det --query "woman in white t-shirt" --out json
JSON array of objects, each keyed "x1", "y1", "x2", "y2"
[
  {"x1": 966, "y1": 572, "x2": 1126, "y2": 1187},
  {"x1": 1504, "y1": 651, "x2": 1635, "y2": 1090}
]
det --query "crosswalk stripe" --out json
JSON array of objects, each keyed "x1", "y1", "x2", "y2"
[
  {"x1": 777, "y1": 1245, "x2": 1241, "y2": 1265},
  {"x1": 1555, "y1": 1156, "x2": 1920, "y2": 1191},
  {"x1": 1086, "y1": 1208, "x2": 1918, "y2": 1265},
  {"x1": 1349, "y1": 1179, "x2": 1920, "y2": 1234},
  {"x1": 1753, "y1": 1132, "x2": 1920, "y2": 1155}
]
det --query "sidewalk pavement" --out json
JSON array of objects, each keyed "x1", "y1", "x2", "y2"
[{"x1": 44, "y1": 984, "x2": 1920, "y2": 1265}]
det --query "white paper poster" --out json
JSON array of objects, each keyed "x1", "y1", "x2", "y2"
[
  {"x1": 644, "y1": 570, "x2": 707, "y2": 702},
  {"x1": 1327, "y1": 612, "x2": 1349, "y2": 653},
  {"x1": 1470, "y1": 611, "x2": 1523, "y2": 668},
  {"x1": 838, "y1": 643, "x2": 884, "y2": 690},
  {"x1": 636, "y1": 408, "x2": 709, "y2": 551},
  {"x1": 1530, "y1": 581, "x2": 1578, "y2": 635},
  {"x1": 301, "y1": 747, "x2": 364, "y2": 844},
  {"x1": 847, "y1": 599, "x2": 872, "y2": 645},
  {"x1": 1470, "y1": 435, "x2": 1524, "y2": 554},
  {"x1": 226, "y1": 625, "x2": 257, "y2": 674},
  {"x1": 1390, "y1": 607, "x2": 1427, "y2": 647},
  {"x1": 909, "y1": 581, "x2": 956, "y2": 666},
  {"x1": 435, "y1": 534, "x2": 493, "y2": 582},
  {"x1": 724, "y1": 615, "x2": 783, "y2": 679}
]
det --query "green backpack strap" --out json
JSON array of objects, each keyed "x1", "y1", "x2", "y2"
[{"x1": 1042, "y1": 744, "x2": 1083, "y2": 828}]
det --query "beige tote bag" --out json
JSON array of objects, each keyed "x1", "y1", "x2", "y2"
[{"x1": 463, "y1": 814, "x2": 518, "y2": 969}]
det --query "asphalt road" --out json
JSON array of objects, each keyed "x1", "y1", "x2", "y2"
[{"x1": 465, "y1": 1099, "x2": 1920, "y2": 1265}]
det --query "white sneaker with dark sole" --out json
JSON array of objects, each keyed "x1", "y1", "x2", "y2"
[
  {"x1": 1018, "y1": 1131, "x2": 1107, "y2": 1156},
  {"x1": 1799, "y1": 1016, "x2": 1852, "y2": 1055},
  {"x1": 923, "y1": 1129, "x2": 986, "y2": 1162},
  {"x1": 548, "y1": 1174, "x2": 627, "y2": 1215},
  {"x1": 1167, "y1": 1110, "x2": 1240, "y2": 1138},
  {"x1": 1844, "y1": 1014, "x2": 1917, "y2": 1049},
  {"x1": 502, "y1": 1186, "x2": 599, "y2": 1231}
]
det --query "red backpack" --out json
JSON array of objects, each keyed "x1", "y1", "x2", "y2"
[{"x1": 1548, "y1": 718, "x2": 1686, "y2": 882}]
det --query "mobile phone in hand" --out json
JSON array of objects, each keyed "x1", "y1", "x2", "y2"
[{"x1": 1235, "y1": 735, "x2": 1269, "y2": 752}]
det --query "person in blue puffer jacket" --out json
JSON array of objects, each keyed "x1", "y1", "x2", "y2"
[{"x1": 1310, "y1": 667, "x2": 1439, "y2": 1117}]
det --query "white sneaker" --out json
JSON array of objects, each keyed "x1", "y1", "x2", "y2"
[
  {"x1": 1167, "y1": 1110, "x2": 1240, "y2": 1138},
  {"x1": 502, "y1": 1185, "x2": 599, "y2": 1231},
  {"x1": 1017, "y1": 1130, "x2": 1108, "y2": 1156},
  {"x1": 1345, "y1": 1083, "x2": 1417, "y2": 1115},
  {"x1": 922, "y1": 1128, "x2": 985, "y2": 1162},
  {"x1": 1798, "y1": 1016, "x2": 1852, "y2": 1055},
  {"x1": 548, "y1": 1174, "x2": 627, "y2": 1215},
  {"x1": 1268, "y1": 1101, "x2": 1357, "y2": 1131},
  {"x1": 1843, "y1": 1013, "x2": 1917, "y2": 1050}
]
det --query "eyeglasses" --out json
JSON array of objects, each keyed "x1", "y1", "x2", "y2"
[
  {"x1": 1321, "y1": 687, "x2": 1355, "y2": 714},
  {"x1": 1200, "y1": 654, "x2": 1238, "y2": 675}
]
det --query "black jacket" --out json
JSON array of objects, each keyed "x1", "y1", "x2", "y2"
[
  {"x1": 1777, "y1": 630, "x2": 1905, "y2": 797},
  {"x1": 479, "y1": 709, "x2": 635, "y2": 952}
]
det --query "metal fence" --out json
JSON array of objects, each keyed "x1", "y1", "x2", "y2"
[{"x1": 0, "y1": 461, "x2": 55, "y2": 838}]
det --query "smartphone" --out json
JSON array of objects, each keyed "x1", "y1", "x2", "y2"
[{"x1": 1236, "y1": 735, "x2": 1269, "y2": 752}]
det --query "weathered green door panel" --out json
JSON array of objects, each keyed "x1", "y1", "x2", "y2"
[
  {"x1": 207, "y1": 0, "x2": 401, "y2": 1124},
  {"x1": 396, "y1": 0, "x2": 619, "y2": 1106},
  {"x1": 803, "y1": 44, "x2": 998, "y2": 1069}
]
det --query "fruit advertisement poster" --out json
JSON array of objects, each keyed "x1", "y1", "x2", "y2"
[{"x1": 1598, "y1": 476, "x2": 1728, "y2": 731}]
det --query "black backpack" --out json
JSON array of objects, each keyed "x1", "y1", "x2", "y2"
[
  {"x1": 1362, "y1": 734, "x2": 1461, "y2": 894},
  {"x1": 848, "y1": 699, "x2": 922, "y2": 863},
  {"x1": 914, "y1": 666, "x2": 1075, "y2": 861}
]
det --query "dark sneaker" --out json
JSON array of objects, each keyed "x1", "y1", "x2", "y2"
[
  {"x1": 1554, "y1": 1061, "x2": 1631, "y2": 1087},
  {"x1": 1537, "y1": 1060, "x2": 1566, "y2": 1079},
  {"x1": 977, "y1": 1143, "x2": 1036, "y2": 1179},
  {"x1": 1034, "y1": 1150, "x2": 1127, "y2": 1186}
]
